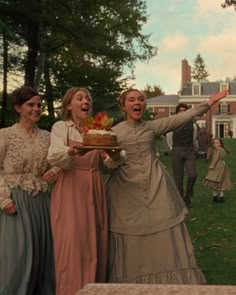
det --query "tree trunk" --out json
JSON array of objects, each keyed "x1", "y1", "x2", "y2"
[
  {"x1": 1, "y1": 30, "x2": 8, "y2": 128},
  {"x1": 24, "y1": 20, "x2": 40, "y2": 88},
  {"x1": 44, "y1": 60, "x2": 55, "y2": 126},
  {"x1": 34, "y1": 51, "x2": 45, "y2": 90}
]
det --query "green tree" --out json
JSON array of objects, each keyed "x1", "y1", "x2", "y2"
[
  {"x1": 0, "y1": 0, "x2": 157, "y2": 128},
  {"x1": 191, "y1": 54, "x2": 210, "y2": 82},
  {"x1": 141, "y1": 84, "x2": 164, "y2": 98},
  {"x1": 221, "y1": 0, "x2": 236, "y2": 10}
]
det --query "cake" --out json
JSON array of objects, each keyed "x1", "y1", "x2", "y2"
[
  {"x1": 81, "y1": 111, "x2": 118, "y2": 147},
  {"x1": 83, "y1": 129, "x2": 117, "y2": 146}
]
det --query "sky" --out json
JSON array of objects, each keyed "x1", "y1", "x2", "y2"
[{"x1": 130, "y1": 0, "x2": 236, "y2": 94}]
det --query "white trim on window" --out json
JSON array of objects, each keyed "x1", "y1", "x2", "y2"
[
  {"x1": 220, "y1": 82, "x2": 229, "y2": 92},
  {"x1": 169, "y1": 106, "x2": 176, "y2": 116},
  {"x1": 219, "y1": 103, "x2": 229, "y2": 114},
  {"x1": 192, "y1": 83, "x2": 201, "y2": 96}
]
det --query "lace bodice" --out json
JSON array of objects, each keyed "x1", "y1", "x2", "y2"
[{"x1": 0, "y1": 124, "x2": 51, "y2": 208}]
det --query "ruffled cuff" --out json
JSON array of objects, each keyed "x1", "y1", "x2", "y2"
[
  {"x1": 0, "y1": 197, "x2": 13, "y2": 210},
  {"x1": 49, "y1": 166, "x2": 61, "y2": 175}
]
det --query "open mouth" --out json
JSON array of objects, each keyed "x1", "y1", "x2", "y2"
[
  {"x1": 81, "y1": 105, "x2": 89, "y2": 112},
  {"x1": 133, "y1": 106, "x2": 142, "y2": 112}
]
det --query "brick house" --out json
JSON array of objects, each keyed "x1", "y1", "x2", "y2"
[{"x1": 146, "y1": 59, "x2": 236, "y2": 138}]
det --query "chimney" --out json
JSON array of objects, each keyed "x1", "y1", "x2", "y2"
[{"x1": 181, "y1": 59, "x2": 191, "y2": 86}]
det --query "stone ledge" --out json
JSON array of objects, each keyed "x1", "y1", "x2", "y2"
[{"x1": 76, "y1": 283, "x2": 236, "y2": 295}]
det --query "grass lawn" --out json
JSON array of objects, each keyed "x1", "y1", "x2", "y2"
[{"x1": 157, "y1": 138, "x2": 236, "y2": 285}]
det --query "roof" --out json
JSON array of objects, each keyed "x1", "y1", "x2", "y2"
[
  {"x1": 180, "y1": 81, "x2": 236, "y2": 96},
  {"x1": 146, "y1": 94, "x2": 179, "y2": 105}
]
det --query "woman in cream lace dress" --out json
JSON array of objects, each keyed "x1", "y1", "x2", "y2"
[{"x1": 0, "y1": 86, "x2": 57, "y2": 295}]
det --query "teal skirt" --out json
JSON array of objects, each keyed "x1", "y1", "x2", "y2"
[{"x1": 0, "y1": 187, "x2": 55, "y2": 295}]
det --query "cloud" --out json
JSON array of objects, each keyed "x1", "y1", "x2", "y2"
[
  {"x1": 196, "y1": 0, "x2": 223, "y2": 15},
  {"x1": 195, "y1": 0, "x2": 236, "y2": 26},
  {"x1": 199, "y1": 29, "x2": 236, "y2": 52},
  {"x1": 161, "y1": 33, "x2": 189, "y2": 53},
  {"x1": 197, "y1": 28, "x2": 236, "y2": 79},
  {"x1": 130, "y1": 0, "x2": 236, "y2": 94},
  {"x1": 131, "y1": 56, "x2": 182, "y2": 94}
]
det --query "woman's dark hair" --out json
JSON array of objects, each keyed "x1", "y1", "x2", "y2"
[
  {"x1": 12, "y1": 86, "x2": 39, "y2": 120},
  {"x1": 12, "y1": 86, "x2": 39, "y2": 107}
]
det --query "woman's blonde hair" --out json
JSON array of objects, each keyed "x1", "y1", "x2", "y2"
[
  {"x1": 62, "y1": 87, "x2": 93, "y2": 120},
  {"x1": 118, "y1": 88, "x2": 146, "y2": 107}
]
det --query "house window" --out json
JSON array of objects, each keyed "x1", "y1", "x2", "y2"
[
  {"x1": 169, "y1": 107, "x2": 176, "y2": 116},
  {"x1": 220, "y1": 83, "x2": 229, "y2": 92},
  {"x1": 192, "y1": 84, "x2": 201, "y2": 96},
  {"x1": 215, "y1": 121, "x2": 230, "y2": 138},
  {"x1": 219, "y1": 104, "x2": 230, "y2": 114},
  {"x1": 147, "y1": 107, "x2": 154, "y2": 112}
]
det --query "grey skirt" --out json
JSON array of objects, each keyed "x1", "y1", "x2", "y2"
[
  {"x1": 108, "y1": 222, "x2": 206, "y2": 285},
  {"x1": 0, "y1": 187, "x2": 55, "y2": 295}
]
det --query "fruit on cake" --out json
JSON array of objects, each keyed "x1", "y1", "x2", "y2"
[{"x1": 82, "y1": 112, "x2": 117, "y2": 147}]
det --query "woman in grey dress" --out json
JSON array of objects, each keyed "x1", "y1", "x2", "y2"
[
  {"x1": 104, "y1": 88, "x2": 228, "y2": 284},
  {"x1": 0, "y1": 86, "x2": 57, "y2": 295}
]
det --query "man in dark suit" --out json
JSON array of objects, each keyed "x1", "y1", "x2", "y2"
[{"x1": 166, "y1": 103, "x2": 198, "y2": 208}]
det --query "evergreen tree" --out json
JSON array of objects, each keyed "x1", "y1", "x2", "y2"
[{"x1": 191, "y1": 54, "x2": 209, "y2": 81}]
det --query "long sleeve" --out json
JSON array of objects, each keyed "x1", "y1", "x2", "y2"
[
  {"x1": 209, "y1": 148, "x2": 221, "y2": 169},
  {"x1": 47, "y1": 121, "x2": 74, "y2": 169},
  {"x1": 149, "y1": 102, "x2": 210, "y2": 137},
  {"x1": 0, "y1": 125, "x2": 53, "y2": 210},
  {"x1": 0, "y1": 129, "x2": 12, "y2": 209}
]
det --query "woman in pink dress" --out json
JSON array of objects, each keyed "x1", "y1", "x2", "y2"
[{"x1": 47, "y1": 87, "x2": 108, "y2": 295}]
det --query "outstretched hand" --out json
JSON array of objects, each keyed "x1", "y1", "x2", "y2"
[{"x1": 208, "y1": 89, "x2": 228, "y2": 106}]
